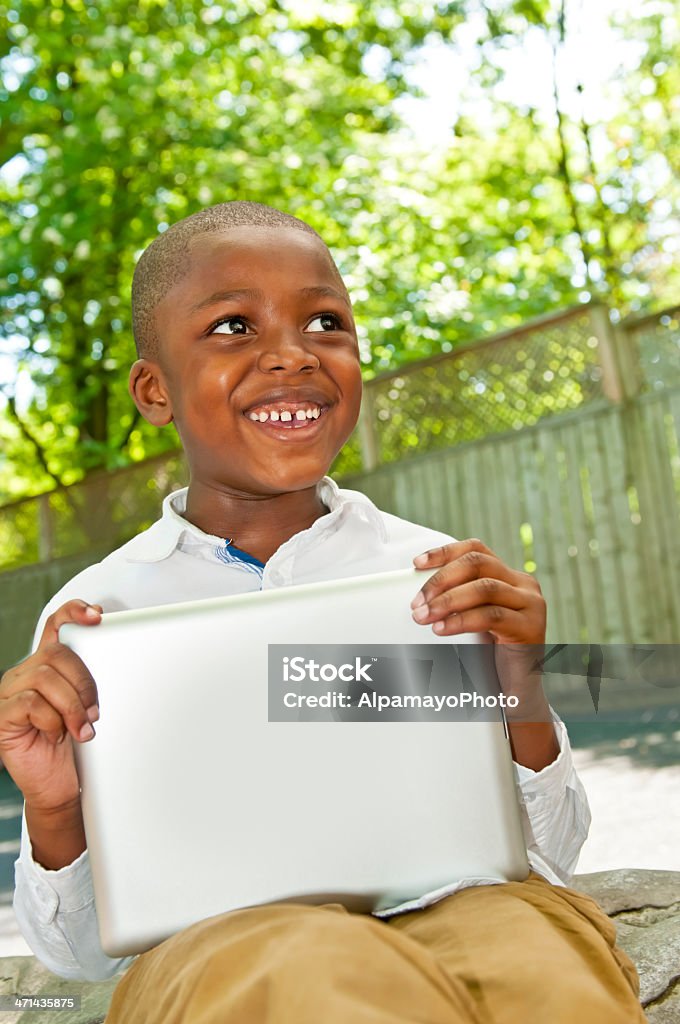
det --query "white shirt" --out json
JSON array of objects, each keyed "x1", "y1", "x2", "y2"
[{"x1": 13, "y1": 477, "x2": 591, "y2": 981}]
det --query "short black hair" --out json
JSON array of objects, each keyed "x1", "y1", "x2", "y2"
[{"x1": 131, "y1": 201, "x2": 331, "y2": 361}]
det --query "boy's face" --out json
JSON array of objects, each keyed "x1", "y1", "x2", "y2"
[{"x1": 132, "y1": 226, "x2": 363, "y2": 496}]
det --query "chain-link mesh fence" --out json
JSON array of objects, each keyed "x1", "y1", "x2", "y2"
[
  {"x1": 0, "y1": 452, "x2": 188, "y2": 573},
  {"x1": 365, "y1": 306, "x2": 603, "y2": 467},
  {"x1": 622, "y1": 305, "x2": 680, "y2": 394}
]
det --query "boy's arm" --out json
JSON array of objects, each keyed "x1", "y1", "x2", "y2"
[
  {"x1": 409, "y1": 540, "x2": 590, "y2": 879},
  {"x1": 411, "y1": 541, "x2": 562, "y2": 772},
  {"x1": 514, "y1": 711, "x2": 591, "y2": 882},
  {"x1": 14, "y1": 805, "x2": 135, "y2": 981},
  {"x1": 25, "y1": 801, "x2": 86, "y2": 871},
  {"x1": 10, "y1": 595, "x2": 133, "y2": 981},
  {"x1": 507, "y1": 713, "x2": 560, "y2": 772}
]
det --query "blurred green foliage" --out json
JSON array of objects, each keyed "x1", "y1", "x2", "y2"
[{"x1": 0, "y1": 0, "x2": 678, "y2": 501}]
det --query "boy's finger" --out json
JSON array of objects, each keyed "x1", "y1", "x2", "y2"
[
  {"x1": 0, "y1": 687, "x2": 94, "y2": 748},
  {"x1": 0, "y1": 690, "x2": 68, "y2": 747},
  {"x1": 38, "y1": 600, "x2": 102, "y2": 650},
  {"x1": 412, "y1": 577, "x2": 528, "y2": 625},
  {"x1": 43, "y1": 645, "x2": 100, "y2": 718},
  {"x1": 0, "y1": 664, "x2": 96, "y2": 744},
  {"x1": 411, "y1": 551, "x2": 518, "y2": 610},
  {"x1": 426, "y1": 604, "x2": 534, "y2": 644},
  {"x1": 413, "y1": 538, "x2": 495, "y2": 568},
  {"x1": 5, "y1": 644, "x2": 101, "y2": 718}
]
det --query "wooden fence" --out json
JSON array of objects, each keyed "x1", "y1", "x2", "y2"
[
  {"x1": 1, "y1": 300, "x2": 678, "y2": 671},
  {"x1": 343, "y1": 387, "x2": 680, "y2": 644}
]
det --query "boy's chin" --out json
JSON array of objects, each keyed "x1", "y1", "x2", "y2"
[{"x1": 241, "y1": 463, "x2": 335, "y2": 494}]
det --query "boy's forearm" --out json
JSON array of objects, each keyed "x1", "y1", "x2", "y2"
[
  {"x1": 508, "y1": 720, "x2": 560, "y2": 772},
  {"x1": 501, "y1": 659, "x2": 560, "y2": 772},
  {"x1": 25, "y1": 801, "x2": 87, "y2": 870}
]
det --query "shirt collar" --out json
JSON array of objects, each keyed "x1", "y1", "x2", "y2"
[{"x1": 123, "y1": 476, "x2": 387, "y2": 563}]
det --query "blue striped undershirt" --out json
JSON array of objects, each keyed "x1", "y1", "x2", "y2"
[{"x1": 214, "y1": 540, "x2": 266, "y2": 579}]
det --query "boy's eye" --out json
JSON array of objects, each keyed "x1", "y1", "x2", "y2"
[
  {"x1": 211, "y1": 316, "x2": 249, "y2": 335},
  {"x1": 209, "y1": 312, "x2": 342, "y2": 336},
  {"x1": 307, "y1": 313, "x2": 342, "y2": 332}
]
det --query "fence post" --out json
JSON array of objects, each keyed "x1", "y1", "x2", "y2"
[
  {"x1": 37, "y1": 493, "x2": 54, "y2": 564},
  {"x1": 590, "y1": 304, "x2": 623, "y2": 402},
  {"x1": 357, "y1": 385, "x2": 380, "y2": 472},
  {"x1": 613, "y1": 321, "x2": 645, "y2": 400},
  {"x1": 590, "y1": 304, "x2": 641, "y2": 402}
]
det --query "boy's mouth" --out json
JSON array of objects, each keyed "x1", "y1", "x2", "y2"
[{"x1": 242, "y1": 403, "x2": 330, "y2": 438}]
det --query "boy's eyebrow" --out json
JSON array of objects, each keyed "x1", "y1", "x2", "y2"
[
  {"x1": 298, "y1": 285, "x2": 350, "y2": 306},
  {"x1": 190, "y1": 284, "x2": 350, "y2": 314},
  {"x1": 190, "y1": 288, "x2": 260, "y2": 313}
]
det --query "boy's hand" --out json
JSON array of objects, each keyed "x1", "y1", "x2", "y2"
[
  {"x1": 411, "y1": 539, "x2": 554, "y2": 733},
  {"x1": 411, "y1": 538, "x2": 545, "y2": 643},
  {"x1": 0, "y1": 600, "x2": 102, "y2": 813}
]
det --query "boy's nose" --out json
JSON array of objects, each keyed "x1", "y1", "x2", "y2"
[{"x1": 256, "y1": 330, "x2": 321, "y2": 372}]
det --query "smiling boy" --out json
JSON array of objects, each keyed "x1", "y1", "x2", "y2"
[
  {"x1": 5, "y1": 202, "x2": 645, "y2": 1021},
  {"x1": 131, "y1": 206, "x2": 362, "y2": 564}
]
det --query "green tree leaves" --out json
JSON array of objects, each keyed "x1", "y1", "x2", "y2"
[{"x1": 1, "y1": 0, "x2": 678, "y2": 501}]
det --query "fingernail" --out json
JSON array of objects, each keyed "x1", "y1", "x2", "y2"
[
  {"x1": 79, "y1": 723, "x2": 95, "y2": 741},
  {"x1": 413, "y1": 553, "x2": 429, "y2": 566},
  {"x1": 412, "y1": 604, "x2": 429, "y2": 622},
  {"x1": 411, "y1": 592, "x2": 426, "y2": 609},
  {"x1": 85, "y1": 607, "x2": 99, "y2": 619},
  {"x1": 86, "y1": 705, "x2": 99, "y2": 723}
]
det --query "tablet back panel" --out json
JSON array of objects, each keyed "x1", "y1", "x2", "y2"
[{"x1": 60, "y1": 567, "x2": 529, "y2": 957}]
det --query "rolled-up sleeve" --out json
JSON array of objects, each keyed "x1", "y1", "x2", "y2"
[
  {"x1": 514, "y1": 713, "x2": 591, "y2": 884},
  {"x1": 13, "y1": 806, "x2": 134, "y2": 981}
]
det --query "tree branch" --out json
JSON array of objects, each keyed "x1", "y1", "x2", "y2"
[
  {"x1": 0, "y1": 386, "x2": 65, "y2": 490},
  {"x1": 118, "y1": 408, "x2": 143, "y2": 452},
  {"x1": 576, "y1": 82, "x2": 618, "y2": 291},
  {"x1": 550, "y1": 0, "x2": 594, "y2": 285}
]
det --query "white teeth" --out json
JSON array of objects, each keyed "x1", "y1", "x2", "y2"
[{"x1": 247, "y1": 405, "x2": 323, "y2": 423}]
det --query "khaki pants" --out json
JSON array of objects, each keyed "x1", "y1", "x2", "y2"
[{"x1": 105, "y1": 874, "x2": 646, "y2": 1023}]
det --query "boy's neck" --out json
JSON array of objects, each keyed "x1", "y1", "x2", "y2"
[{"x1": 182, "y1": 481, "x2": 330, "y2": 564}]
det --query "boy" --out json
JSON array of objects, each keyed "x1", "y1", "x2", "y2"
[{"x1": 3, "y1": 202, "x2": 644, "y2": 1021}]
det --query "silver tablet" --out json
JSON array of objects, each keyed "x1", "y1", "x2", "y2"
[{"x1": 60, "y1": 566, "x2": 529, "y2": 957}]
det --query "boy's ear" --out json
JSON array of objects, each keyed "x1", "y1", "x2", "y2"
[{"x1": 128, "y1": 359, "x2": 174, "y2": 426}]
